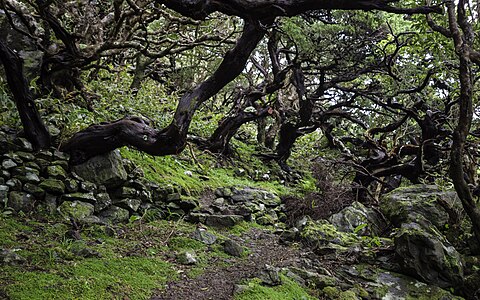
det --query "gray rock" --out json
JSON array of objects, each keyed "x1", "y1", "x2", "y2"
[
  {"x1": 4, "y1": 153, "x2": 22, "y2": 164},
  {"x1": 395, "y1": 221, "x2": 464, "y2": 288},
  {"x1": 39, "y1": 179, "x2": 65, "y2": 194},
  {"x1": 34, "y1": 158, "x2": 50, "y2": 171},
  {"x1": 14, "y1": 137, "x2": 32, "y2": 151},
  {"x1": 381, "y1": 185, "x2": 461, "y2": 230},
  {"x1": 44, "y1": 193, "x2": 58, "y2": 214},
  {"x1": 73, "y1": 150, "x2": 127, "y2": 188},
  {"x1": 1, "y1": 170, "x2": 10, "y2": 180},
  {"x1": 166, "y1": 193, "x2": 181, "y2": 201},
  {"x1": 51, "y1": 160, "x2": 69, "y2": 171},
  {"x1": 206, "y1": 215, "x2": 243, "y2": 228},
  {"x1": 99, "y1": 206, "x2": 130, "y2": 223},
  {"x1": 53, "y1": 150, "x2": 69, "y2": 161},
  {"x1": 12, "y1": 166, "x2": 41, "y2": 184},
  {"x1": 189, "y1": 213, "x2": 244, "y2": 227},
  {"x1": 16, "y1": 151, "x2": 34, "y2": 161},
  {"x1": 341, "y1": 264, "x2": 460, "y2": 299},
  {"x1": 223, "y1": 239, "x2": 244, "y2": 257},
  {"x1": 176, "y1": 250, "x2": 198, "y2": 265},
  {"x1": 58, "y1": 201, "x2": 95, "y2": 222},
  {"x1": 62, "y1": 192, "x2": 96, "y2": 204},
  {"x1": 175, "y1": 198, "x2": 198, "y2": 210},
  {"x1": 2, "y1": 159, "x2": 17, "y2": 170},
  {"x1": 94, "y1": 192, "x2": 112, "y2": 212},
  {"x1": 23, "y1": 183, "x2": 45, "y2": 199},
  {"x1": 329, "y1": 201, "x2": 386, "y2": 236},
  {"x1": 79, "y1": 181, "x2": 97, "y2": 193},
  {"x1": 24, "y1": 162, "x2": 40, "y2": 171},
  {"x1": 191, "y1": 228, "x2": 217, "y2": 245},
  {"x1": 213, "y1": 198, "x2": 225, "y2": 207},
  {"x1": 0, "y1": 249, "x2": 26, "y2": 265},
  {"x1": 256, "y1": 210, "x2": 278, "y2": 226},
  {"x1": 287, "y1": 267, "x2": 337, "y2": 289},
  {"x1": 0, "y1": 185, "x2": 9, "y2": 205},
  {"x1": 114, "y1": 198, "x2": 142, "y2": 212},
  {"x1": 259, "y1": 265, "x2": 282, "y2": 286},
  {"x1": 6, "y1": 178, "x2": 22, "y2": 191},
  {"x1": 215, "y1": 187, "x2": 233, "y2": 198},
  {"x1": 8, "y1": 191, "x2": 35, "y2": 212},
  {"x1": 64, "y1": 178, "x2": 79, "y2": 193},
  {"x1": 112, "y1": 186, "x2": 137, "y2": 199},
  {"x1": 46, "y1": 165, "x2": 67, "y2": 180},
  {"x1": 36, "y1": 150, "x2": 53, "y2": 161}
]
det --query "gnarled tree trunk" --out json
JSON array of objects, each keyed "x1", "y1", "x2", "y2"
[
  {"x1": 62, "y1": 21, "x2": 267, "y2": 164},
  {"x1": 0, "y1": 39, "x2": 51, "y2": 149}
]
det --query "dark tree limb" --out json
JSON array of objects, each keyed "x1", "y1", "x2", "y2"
[
  {"x1": 205, "y1": 107, "x2": 273, "y2": 154},
  {"x1": 62, "y1": 21, "x2": 267, "y2": 163},
  {"x1": 159, "y1": 0, "x2": 442, "y2": 20},
  {"x1": 447, "y1": 0, "x2": 480, "y2": 247},
  {"x1": 0, "y1": 39, "x2": 51, "y2": 149}
]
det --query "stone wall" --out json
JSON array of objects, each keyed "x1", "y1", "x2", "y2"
[{"x1": 0, "y1": 130, "x2": 285, "y2": 226}]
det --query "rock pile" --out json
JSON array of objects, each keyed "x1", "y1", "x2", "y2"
[
  {"x1": 189, "y1": 186, "x2": 285, "y2": 228},
  {"x1": 0, "y1": 131, "x2": 197, "y2": 224}
]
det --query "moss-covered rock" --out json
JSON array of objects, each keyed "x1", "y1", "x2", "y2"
[
  {"x1": 39, "y1": 179, "x2": 65, "y2": 194},
  {"x1": 57, "y1": 201, "x2": 95, "y2": 222},
  {"x1": 8, "y1": 191, "x2": 35, "y2": 212},
  {"x1": 381, "y1": 185, "x2": 461, "y2": 230},
  {"x1": 395, "y1": 221, "x2": 464, "y2": 288},
  {"x1": 301, "y1": 219, "x2": 360, "y2": 248},
  {"x1": 99, "y1": 206, "x2": 130, "y2": 223},
  {"x1": 329, "y1": 201, "x2": 386, "y2": 236},
  {"x1": 73, "y1": 150, "x2": 127, "y2": 189},
  {"x1": 22, "y1": 183, "x2": 45, "y2": 199}
]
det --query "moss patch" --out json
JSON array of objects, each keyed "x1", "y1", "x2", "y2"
[
  {"x1": 235, "y1": 276, "x2": 316, "y2": 300},
  {"x1": 3, "y1": 257, "x2": 176, "y2": 300}
]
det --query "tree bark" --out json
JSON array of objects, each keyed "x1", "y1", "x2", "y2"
[
  {"x1": 159, "y1": 0, "x2": 442, "y2": 20},
  {"x1": 447, "y1": 0, "x2": 480, "y2": 246},
  {"x1": 62, "y1": 21, "x2": 267, "y2": 163},
  {"x1": 206, "y1": 107, "x2": 272, "y2": 154},
  {"x1": 0, "y1": 39, "x2": 51, "y2": 149}
]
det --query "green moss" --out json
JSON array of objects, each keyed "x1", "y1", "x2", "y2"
[
  {"x1": 3, "y1": 257, "x2": 176, "y2": 300},
  {"x1": 0, "y1": 216, "x2": 33, "y2": 247},
  {"x1": 235, "y1": 276, "x2": 316, "y2": 300},
  {"x1": 323, "y1": 286, "x2": 341, "y2": 298},
  {"x1": 119, "y1": 148, "x2": 290, "y2": 197},
  {"x1": 301, "y1": 220, "x2": 359, "y2": 246},
  {"x1": 168, "y1": 236, "x2": 206, "y2": 252}
]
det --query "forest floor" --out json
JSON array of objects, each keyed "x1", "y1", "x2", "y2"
[
  {"x1": 0, "y1": 213, "x2": 318, "y2": 300},
  {"x1": 151, "y1": 227, "x2": 305, "y2": 300}
]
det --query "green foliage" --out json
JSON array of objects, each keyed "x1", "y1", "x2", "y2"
[
  {"x1": 3, "y1": 257, "x2": 176, "y2": 300},
  {"x1": 0, "y1": 81, "x2": 20, "y2": 127},
  {"x1": 235, "y1": 276, "x2": 316, "y2": 300}
]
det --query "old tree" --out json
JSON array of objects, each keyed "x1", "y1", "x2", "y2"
[{"x1": 2, "y1": 0, "x2": 480, "y2": 244}]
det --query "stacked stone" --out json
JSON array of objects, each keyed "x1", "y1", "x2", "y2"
[
  {"x1": 189, "y1": 186, "x2": 286, "y2": 227},
  {"x1": 0, "y1": 131, "x2": 197, "y2": 224}
]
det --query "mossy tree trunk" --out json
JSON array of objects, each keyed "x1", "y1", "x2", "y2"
[{"x1": 0, "y1": 39, "x2": 51, "y2": 149}]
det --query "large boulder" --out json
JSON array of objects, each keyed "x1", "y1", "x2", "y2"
[
  {"x1": 329, "y1": 201, "x2": 386, "y2": 236},
  {"x1": 337, "y1": 264, "x2": 462, "y2": 300},
  {"x1": 72, "y1": 150, "x2": 127, "y2": 189},
  {"x1": 381, "y1": 185, "x2": 460, "y2": 230},
  {"x1": 395, "y1": 220, "x2": 464, "y2": 288}
]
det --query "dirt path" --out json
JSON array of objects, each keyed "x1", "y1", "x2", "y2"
[{"x1": 151, "y1": 228, "x2": 302, "y2": 300}]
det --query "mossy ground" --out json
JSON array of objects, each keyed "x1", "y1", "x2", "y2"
[
  {"x1": 0, "y1": 214, "x2": 255, "y2": 299},
  {"x1": 234, "y1": 276, "x2": 317, "y2": 300},
  {"x1": 0, "y1": 214, "x2": 312, "y2": 300}
]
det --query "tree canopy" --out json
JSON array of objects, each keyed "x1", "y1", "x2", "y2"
[{"x1": 2, "y1": 0, "x2": 480, "y2": 244}]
